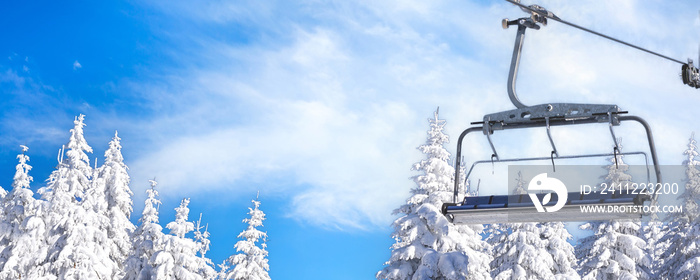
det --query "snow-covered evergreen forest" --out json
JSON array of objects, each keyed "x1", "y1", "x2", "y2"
[
  {"x1": 3, "y1": 111, "x2": 699, "y2": 280},
  {"x1": 0, "y1": 115, "x2": 270, "y2": 280},
  {"x1": 377, "y1": 109, "x2": 700, "y2": 280}
]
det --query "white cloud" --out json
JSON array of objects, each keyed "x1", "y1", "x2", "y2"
[
  {"x1": 124, "y1": 0, "x2": 700, "y2": 230},
  {"x1": 73, "y1": 60, "x2": 82, "y2": 70},
  {"x1": 0, "y1": 70, "x2": 77, "y2": 157}
]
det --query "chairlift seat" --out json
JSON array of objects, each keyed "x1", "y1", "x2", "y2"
[
  {"x1": 443, "y1": 191, "x2": 647, "y2": 224},
  {"x1": 479, "y1": 195, "x2": 508, "y2": 209}
]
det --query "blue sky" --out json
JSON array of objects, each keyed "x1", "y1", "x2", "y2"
[{"x1": 1, "y1": 0, "x2": 699, "y2": 279}]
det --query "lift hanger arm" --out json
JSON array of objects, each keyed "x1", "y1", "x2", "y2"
[{"x1": 506, "y1": 0, "x2": 700, "y2": 89}]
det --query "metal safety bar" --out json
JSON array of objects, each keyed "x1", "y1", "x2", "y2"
[{"x1": 461, "y1": 151, "x2": 651, "y2": 189}]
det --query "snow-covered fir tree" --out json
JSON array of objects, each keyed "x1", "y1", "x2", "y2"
[
  {"x1": 87, "y1": 132, "x2": 135, "y2": 279},
  {"x1": 658, "y1": 133, "x2": 700, "y2": 279},
  {"x1": 457, "y1": 159, "x2": 469, "y2": 201},
  {"x1": 377, "y1": 109, "x2": 491, "y2": 280},
  {"x1": 678, "y1": 224, "x2": 700, "y2": 279},
  {"x1": 541, "y1": 222, "x2": 580, "y2": 279},
  {"x1": 489, "y1": 172, "x2": 579, "y2": 280},
  {"x1": 0, "y1": 146, "x2": 47, "y2": 279},
  {"x1": 98, "y1": 131, "x2": 135, "y2": 278},
  {"x1": 83, "y1": 154, "x2": 115, "y2": 278},
  {"x1": 512, "y1": 171, "x2": 526, "y2": 195},
  {"x1": 152, "y1": 198, "x2": 206, "y2": 279},
  {"x1": 679, "y1": 133, "x2": 700, "y2": 221},
  {"x1": 217, "y1": 261, "x2": 230, "y2": 280},
  {"x1": 225, "y1": 197, "x2": 270, "y2": 280},
  {"x1": 490, "y1": 223, "x2": 553, "y2": 280},
  {"x1": 124, "y1": 179, "x2": 164, "y2": 280},
  {"x1": 0, "y1": 146, "x2": 33, "y2": 270},
  {"x1": 485, "y1": 172, "x2": 520, "y2": 278},
  {"x1": 640, "y1": 218, "x2": 665, "y2": 277},
  {"x1": 38, "y1": 114, "x2": 115, "y2": 279},
  {"x1": 0, "y1": 115, "x2": 272, "y2": 279},
  {"x1": 640, "y1": 159, "x2": 665, "y2": 278},
  {"x1": 482, "y1": 171, "x2": 526, "y2": 260},
  {"x1": 576, "y1": 141, "x2": 651, "y2": 280},
  {"x1": 577, "y1": 221, "x2": 650, "y2": 280},
  {"x1": 193, "y1": 214, "x2": 216, "y2": 279}
]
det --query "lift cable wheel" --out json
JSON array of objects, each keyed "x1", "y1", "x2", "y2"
[{"x1": 443, "y1": 2, "x2": 668, "y2": 224}]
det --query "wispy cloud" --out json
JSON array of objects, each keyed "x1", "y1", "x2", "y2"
[
  {"x1": 92, "y1": 0, "x2": 700, "y2": 230},
  {"x1": 0, "y1": 69, "x2": 75, "y2": 156},
  {"x1": 0, "y1": 0, "x2": 694, "y2": 231}
]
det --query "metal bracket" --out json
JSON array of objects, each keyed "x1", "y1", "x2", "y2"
[
  {"x1": 682, "y1": 59, "x2": 700, "y2": 89},
  {"x1": 545, "y1": 117, "x2": 558, "y2": 157},
  {"x1": 477, "y1": 103, "x2": 624, "y2": 135},
  {"x1": 546, "y1": 117, "x2": 558, "y2": 172},
  {"x1": 608, "y1": 112, "x2": 621, "y2": 169},
  {"x1": 486, "y1": 130, "x2": 499, "y2": 160}
]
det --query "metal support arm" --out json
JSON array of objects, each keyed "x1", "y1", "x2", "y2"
[
  {"x1": 507, "y1": 22, "x2": 529, "y2": 109},
  {"x1": 453, "y1": 126, "x2": 484, "y2": 203},
  {"x1": 619, "y1": 115, "x2": 662, "y2": 201}
]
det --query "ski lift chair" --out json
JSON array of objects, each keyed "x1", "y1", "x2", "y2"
[{"x1": 442, "y1": 3, "x2": 662, "y2": 224}]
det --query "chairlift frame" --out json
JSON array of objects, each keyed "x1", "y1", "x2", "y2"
[{"x1": 442, "y1": 3, "x2": 665, "y2": 224}]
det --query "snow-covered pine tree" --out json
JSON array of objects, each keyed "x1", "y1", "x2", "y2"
[
  {"x1": 484, "y1": 171, "x2": 526, "y2": 242},
  {"x1": 457, "y1": 158, "x2": 468, "y2": 202},
  {"x1": 193, "y1": 214, "x2": 216, "y2": 279},
  {"x1": 490, "y1": 223, "x2": 554, "y2": 280},
  {"x1": 38, "y1": 114, "x2": 115, "y2": 279},
  {"x1": 0, "y1": 147, "x2": 22, "y2": 271},
  {"x1": 639, "y1": 143, "x2": 667, "y2": 278},
  {"x1": 576, "y1": 140, "x2": 651, "y2": 280},
  {"x1": 488, "y1": 172, "x2": 579, "y2": 279},
  {"x1": 226, "y1": 197, "x2": 270, "y2": 280},
  {"x1": 217, "y1": 261, "x2": 230, "y2": 280},
  {"x1": 377, "y1": 109, "x2": 491, "y2": 280},
  {"x1": 678, "y1": 223, "x2": 700, "y2": 279},
  {"x1": 15, "y1": 145, "x2": 31, "y2": 176},
  {"x1": 0, "y1": 185, "x2": 6, "y2": 201},
  {"x1": 577, "y1": 221, "x2": 650, "y2": 280},
  {"x1": 641, "y1": 164, "x2": 665, "y2": 277},
  {"x1": 541, "y1": 222, "x2": 580, "y2": 279},
  {"x1": 512, "y1": 171, "x2": 526, "y2": 195},
  {"x1": 640, "y1": 219, "x2": 665, "y2": 277},
  {"x1": 152, "y1": 198, "x2": 203, "y2": 280},
  {"x1": 484, "y1": 171, "x2": 524, "y2": 276},
  {"x1": 0, "y1": 145, "x2": 48, "y2": 279},
  {"x1": 0, "y1": 146, "x2": 32, "y2": 269},
  {"x1": 83, "y1": 155, "x2": 115, "y2": 278},
  {"x1": 679, "y1": 133, "x2": 700, "y2": 222},
  {"x1": 98, "y1": 131, "x2": 135, "y2": 277},
  {"x1": 124, "y1": 179, "x2": 164, "y2": 280},
  {"x1": 658, "y1": 133, "x2": 700, "y2": 279}
]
